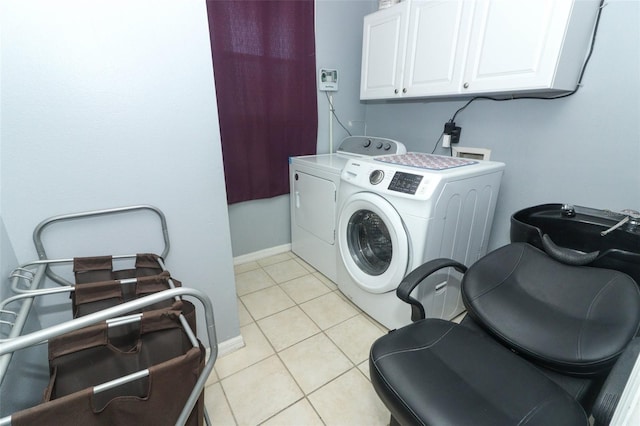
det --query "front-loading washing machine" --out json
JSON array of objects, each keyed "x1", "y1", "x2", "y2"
[
  {"x1": 289, "y1": 136, "x2": 406, "y2": 282},
  {"x1": 336, "y1": 152, "x2": 505, "y2": 329}
]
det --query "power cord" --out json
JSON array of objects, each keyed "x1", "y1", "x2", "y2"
[
  {"x1": 430, "y1": 133, "x2": 444, "y2": 154},
  {"x1": 431, "y1": 0, "x2": 605, "y2": 154},
  {"x1": 325, "y1": 92, "x2": 352, "y2": 137}
]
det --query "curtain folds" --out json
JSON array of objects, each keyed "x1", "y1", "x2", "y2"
[{"x1": 206, "y1": 0, "x2": 318, "y2": 204}]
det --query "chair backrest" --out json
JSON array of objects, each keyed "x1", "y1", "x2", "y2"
[{"x1": 462, "y1": 243, "x2": 640, "y2": 376}]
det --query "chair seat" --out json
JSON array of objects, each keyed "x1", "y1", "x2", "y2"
[
  {"x1": 370, "y1": 319, "x2": 588, "y2": 426},
  {"x1": 463, "y1": 243, "x2": 640, "y2": 375}
]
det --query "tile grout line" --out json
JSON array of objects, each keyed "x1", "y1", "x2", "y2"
[
  {"x1": 239, "y1": 282, "x2": 349, "y2": 421},
  {"x1": 240, "y1": 281, "x2": 335, "y2": 325},
  {"x1": 237, "y1": 265, "x2": 329, "y2": 299},
  {"x1": 215, "y1": 377, "x2": 240, "y2": 426},
  {"x1": 225, "y1": 255, "x2": 384, "y2": 424},
  {"x1": 229, "y1": 266, "x2": 312, "y2": 423}
]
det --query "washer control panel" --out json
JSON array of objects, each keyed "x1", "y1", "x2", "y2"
[
  {"x1": 342, "y1": 159, "x2": 446, "y2": 201},
  {"x1": 341, "y1": 155, "x2": 505, "y2": 202},
  {"x1": 388, "y1": 172, "x2": 423, "y2": 194}
]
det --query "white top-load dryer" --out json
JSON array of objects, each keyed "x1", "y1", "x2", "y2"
[
  {"x1": 336, "y1": 152, "x2": 505, "y2": 329},
  {"x1": 289, "y1": 136, "x2": 406, "y2": 282}
]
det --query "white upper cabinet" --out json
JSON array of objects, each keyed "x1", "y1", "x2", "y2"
[
  {"x1": 462, "y1": 0, "x2": 596, "y2": 94},
  {"x1": 360, "y1": 0, "x2": 600, "y2": 100},
  {"x1": 360, "y1": 2, "x2": 410, "y2": 99},
  {"x1": 403, "y1": 0, "x2": 473, "y2": 96}
]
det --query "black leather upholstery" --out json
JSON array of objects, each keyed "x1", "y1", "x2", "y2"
[
  {"x1": 462, "y1": 243, "x2": 640, "y2": 375},
  {"x1": 592, "y1": 338, "x2": 640, "y2": 425},
  {"x1": 459, "y1": 315, "x2": 603, "y2": 410},
  {"x1": 369, "y1": 242, "x2": 640, "y2": 425},
  {"x1": 370, "y1": 319, "x2": 589, "y2": 426}
]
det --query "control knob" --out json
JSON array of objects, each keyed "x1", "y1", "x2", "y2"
[
  {"x1": 369, "y1": 170, "x2": 384, "y2": 185},
  {"x1": 384, "y1": 143, "x2": 391, "y2": 151},
  {"x1": 363, "y1": 139, "x2": 372, "y2": 148}
]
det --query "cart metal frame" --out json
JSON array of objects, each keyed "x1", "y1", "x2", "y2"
[{"x1": 0, "y1": 206, "x2": 217, "y2": 426}]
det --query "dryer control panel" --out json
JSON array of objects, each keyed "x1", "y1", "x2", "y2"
[{"x1": 336, "y1": 136, "x2": 407, "y2": 157}]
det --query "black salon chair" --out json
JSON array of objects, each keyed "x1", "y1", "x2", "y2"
[{"x1": 370, "y1": 243, "x2": 640, "y2": 426}]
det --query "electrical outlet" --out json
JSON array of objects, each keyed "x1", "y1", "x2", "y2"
[
  {"x1": 443, "y1": 121, "x2": 462, "y2": 146},
  {"x1": 450, "y1": 126, "x2": 461, "y2": 144},
  {"x1": 318, "y1": 68, "x2": 338, "y2": 91}
]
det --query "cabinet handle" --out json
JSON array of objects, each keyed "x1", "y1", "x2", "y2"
[
  {"x1": 394, "y1": 89, "x2": 399, "y2": 94},
  {"x1": 463, "y1": 82, "x2": 469, "y2": 89},
  {"x1": 402, "y1": 88, "x2": 407, "y2": 93}
]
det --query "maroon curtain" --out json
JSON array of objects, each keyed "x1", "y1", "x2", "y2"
[{"x1": 206, "y1": 0, "x2": 318, "y2": 204}]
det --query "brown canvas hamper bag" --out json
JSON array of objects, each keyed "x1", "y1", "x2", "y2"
[
  {"x1": 72, "y1": 271, "x2": 183, "y2": 317},
  {"x1": 11, "y1": 344, "x2": 204, "y2": 426},
  {"x1": 73, "y1": 253, "x2": 165, "y2": 284},
  {"x1": 27, "y1": 304, "x2": 205, "y2": 425}
]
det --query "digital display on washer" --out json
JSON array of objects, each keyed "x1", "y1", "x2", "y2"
[{"x1": 388, "y1": 172, "x2": 423, "y2": 194}]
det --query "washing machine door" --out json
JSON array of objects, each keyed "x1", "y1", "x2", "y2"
[{"x1": 338, "y1": 192, "x2": 409, "y2": 293}]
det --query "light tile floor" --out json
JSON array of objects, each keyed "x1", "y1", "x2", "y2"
[{"x1": 204, "y1": 252, "x2": 391, "y2": 426}]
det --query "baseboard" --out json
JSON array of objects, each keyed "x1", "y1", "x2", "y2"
[
  {"x1": 233, "y1": 243, "x2": 292, "y2": 265},
  {"x1": 216, "y1": 334, "x2": 245, "y2": 357}
]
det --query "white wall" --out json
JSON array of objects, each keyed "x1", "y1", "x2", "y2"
[
  {"x1": 228, "y1": 0, "x2": 376, "y2": 257},
  {"x1": 228, "y1": 195, "x2": 291, "y2": 257},
  {"x1": 229, "y1": 0, "x2": 639, "y2": 257},
  {"x1": 0, "y1": 0, "x2": 6, "y2": 298},
  {"x1": 0, "y1": 0, "x2": 239, "y2": 345},
  {"x1": 0, "y1": 51, "x2": 39, "y2": 408},
  {"x1": 315, "y1": 0, "x2": 377, "y2": 154},
  {"x1": 364, "y1": 0, "x2": 640, "y2": 249}
]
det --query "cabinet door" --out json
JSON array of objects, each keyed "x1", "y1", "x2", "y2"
[
  {"x1": 360, "y1": 2, "x2": 410, "y2": 100},
  {"x1": 462, "y1": 0, "x2": 574, "y2": 94},
  {"x1": 403, "y1": 0, "x2": 474, "y2": 97}
]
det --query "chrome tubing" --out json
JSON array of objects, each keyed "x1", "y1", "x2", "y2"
[
  {"x1": 0, "y1": 287, "x2": 217, "y2": 426},
  {"x1": 0, "y1": 264, "x2": 47, "y2": 385},
  {"x1": 32, "y1": 205, "x2": 171, "y2": 286}
]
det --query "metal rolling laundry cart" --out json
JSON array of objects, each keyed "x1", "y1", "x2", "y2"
[{"x1": 0, "y1": 206, "x2": 217, "y2": 426}]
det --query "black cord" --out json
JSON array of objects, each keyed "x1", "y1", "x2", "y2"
[
  {"x1": 430, "y1": 132, "x2": 444, "y2": 154},
  {"x1": 325, "y1": 92, "x2": 352, "y2": 137},
  {"x1": 450, "y1": 96, "x2": 511, "y2": 123},
  {"x1": 447, "y1": 0, "x2": 605, "y2": 124}
]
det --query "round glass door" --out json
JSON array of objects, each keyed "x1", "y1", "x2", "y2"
[
  {"x1": 338, "y1": 192, "x2": 409, "y2": 293},
  {"x1": 347, "y1": 210, "x2": 392, "y2": 276}
]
